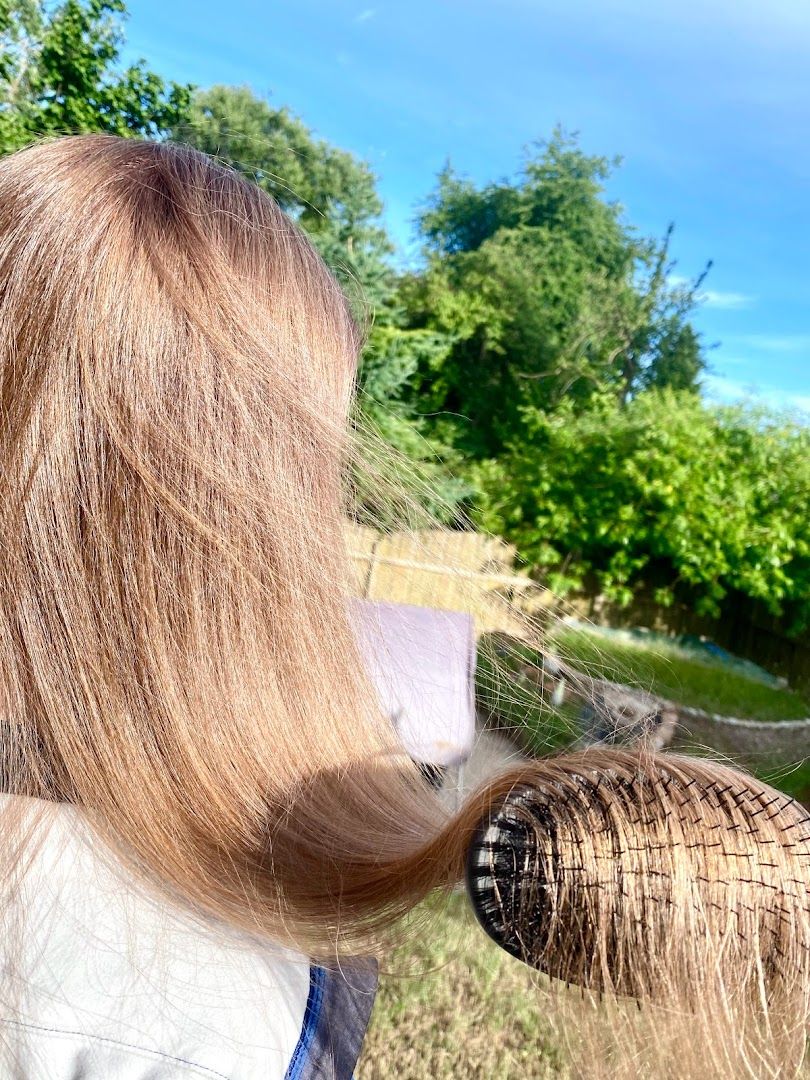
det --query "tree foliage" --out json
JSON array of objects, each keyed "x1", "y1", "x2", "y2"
[
  {"x1": 472, "y1": 391, "x2": 810, "y2": 631},
  {"x1": 0, "y1": 0, "x2": 192, "y2": 152},
  {"x1": 402, "y1": 132, "x2": 707, "y2": 457}
]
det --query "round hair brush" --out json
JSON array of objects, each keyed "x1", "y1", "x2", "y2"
[{"x1": 465, "y1": 751, "x2": 810, "y2": 1002}]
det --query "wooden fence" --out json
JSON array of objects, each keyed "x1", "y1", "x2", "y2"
[{"x1": 346, "y1": 524, "x2": 554, "y2": 636}]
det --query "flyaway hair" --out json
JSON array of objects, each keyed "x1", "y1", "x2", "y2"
[{"x1": 0, "y1": 135, "x2": 807, "y2": 1078}]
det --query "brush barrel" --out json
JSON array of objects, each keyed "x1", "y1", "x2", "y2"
[{"x1": 465, "y1": 754, "x2": 810, "y2": 1000}]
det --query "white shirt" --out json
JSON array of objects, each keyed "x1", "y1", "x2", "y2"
[{"x1": 0, "y1": 798, "x2": 376, "y2": 1079}]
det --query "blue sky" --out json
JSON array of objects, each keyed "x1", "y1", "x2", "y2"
[{"x1": 122, "y1": 0, "x2": 809, "y2": 413}]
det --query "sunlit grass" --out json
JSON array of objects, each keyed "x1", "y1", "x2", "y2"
[
  {"x1": 358, "y1": 893, "x2": 567, "y2": 1080},
  {"x1": 759, "y1": 759, "x2": 810, "y2": 805},
  {"x1": 475, "y1": 638, "x2": 580, "y2": 756},
  {"x1": 551, "y1": 627, "x2": 810, "y2": 722}
]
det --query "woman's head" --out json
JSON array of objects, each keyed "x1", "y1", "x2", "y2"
[{"x1": 0, "y1": 134, "x2": 439, "y2": 947}]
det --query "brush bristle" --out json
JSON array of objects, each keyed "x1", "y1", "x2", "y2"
[{"x1": 465, "y1": 756, "x2": 810, "y2": 1001}]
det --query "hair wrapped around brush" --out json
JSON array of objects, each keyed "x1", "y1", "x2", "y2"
[{"x1": 0, "y1": 135, "x2": 807, "y2": 1078}]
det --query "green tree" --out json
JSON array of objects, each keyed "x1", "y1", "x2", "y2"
[
  {"x1": 404, "y1": 132, "x2": 708, "y2": 457},
  {"x1": 352, "y1": 322, "x2": 473, "y2": 521},
  {"x1": 472, "y1": 390, "x2": 810, "y2": 631},
  {"x1": 641, "y1": 319, "x2": 704, "y2": 393},
  {"x1": 0, "y1": 0, "x2": 192, "y2": 153}
]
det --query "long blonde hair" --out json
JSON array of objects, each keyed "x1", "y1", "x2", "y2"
[{"x1": 0, "y1": 135, "x2": 807, "y2": 1077}]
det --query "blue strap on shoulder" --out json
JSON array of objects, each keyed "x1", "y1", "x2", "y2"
[{"x1": 285, "y1": 961, "x2": 378, "y2": 1080}]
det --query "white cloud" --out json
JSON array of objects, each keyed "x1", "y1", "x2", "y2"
[
  {"x1": 732, "y1": 333, "x2": 810, "y2": 352},
  {"x1": 666, "y1": 277, "x2": 755, "y2": 310},
  {"x1": 703, "y1": 373, "x2": 810, "y2": 415},
  {"x1": 702, "y1": 374, "x2": 750, "y2": 401},
  {"x1": 697, "y1": 289, "x2": 755, "y2": 310},
  {"x1": 354, "y1": 8, "x2": 376, "y2": 22}
]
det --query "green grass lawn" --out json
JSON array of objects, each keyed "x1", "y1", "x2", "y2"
[
  {"x1": 475, "y1": 627, "x2": 810, "y2": 803},
  {"x1": 357, "y1": 893, "x2": 568, "y2": 1080},
  {"x1": 759, "y1": 759, "x2": 810, "y2": 805},
  {"x1": 549, "y1": 626, "x2": 810, "y2": 721}
]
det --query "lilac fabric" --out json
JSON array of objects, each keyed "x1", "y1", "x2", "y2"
[{"x1": 352, "y1": 599, "x2": 477, "y2": 767}]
